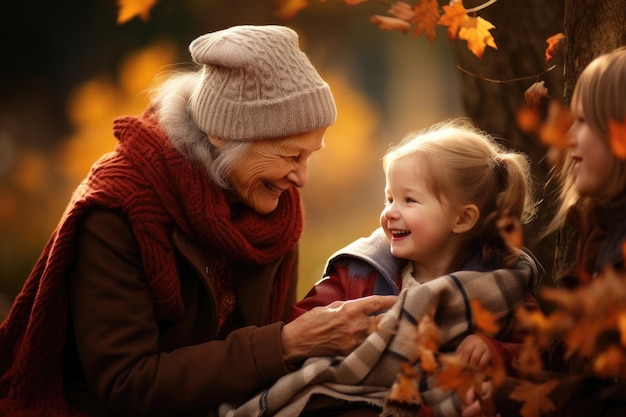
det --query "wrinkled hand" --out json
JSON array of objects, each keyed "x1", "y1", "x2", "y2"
[
  {"x1": 455, "y1": 334, "x2": 491, "y2": 369},
  {"x1": 281, "y1": 295, "x2": 397, "y2": 363}
]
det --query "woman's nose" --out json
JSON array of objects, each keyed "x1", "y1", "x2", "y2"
[{"x1": 287, "y1": 162, "x2": 309, "y2": 188}]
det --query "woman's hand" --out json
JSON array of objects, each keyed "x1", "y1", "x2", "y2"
[
  {"x1": 455, "y1": 334, "x2": 492, "y2": 369},
  {"x1": 281, "y1": 295, "x2": 397, "y2": 363}
]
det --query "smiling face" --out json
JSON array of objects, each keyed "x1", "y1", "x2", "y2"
[
  {"x1": 568, "y1": 104, "x2": 616, "y2": 198},
  {"x1": 379, "y1": 155, "x2": 463, "y2": 278},
  {"x1": 216, "y1": 128, "x2": 326, "y2": 214}
]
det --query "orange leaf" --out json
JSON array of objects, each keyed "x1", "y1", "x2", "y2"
[
  {"x1": 370, "y1": 15, "x2": 411, "y2": 34},
  {"x1": 516, "y1": 105, "x2": 542, "y2": 134},
  {"x1": 434, "y1": 355, "x2": 481, "y2": 400},
  {"x1": 458, "y1": 16, "x2": 497, "y2": 59},
  {"x1": 116, "y1": 0, "x2": 157, "y2": 24},
  {"x1": 388, "y1": 2, "x2": 416, "y2": 21},
  {"x1": 415, "y1": 310, "x2": 440, "y2": 351},
  {"x1": 438, "y1": 0, "x2": 467, "y2": 41},
  {"x1": 509, "y1": 380, "x2": 559, "y2": 417},
  {"x1": 388, "y1": 362, "x2": 422, "y2": 406},
  {"x1": 608, "y1": 118, "x2": 626, "y2": 160},
  {"x1": 410, "y1": 0, "x2": 440, "y2": 43},
  {"x1": 471, "y1": 299, "x2": 500, "y2": 335},
  {"x1": 545, "y1": 33, "x2": 565, "y2": 61},
  {"x1": 274, "y1": 0, "x2": 310, "y2": 20},
  {"x1": 538, "y1": 99, "x2": 574, "y2": 152},
  {"x1": 619, "y1": 311, "x2": 626, "y2": 347},
  {"x1": 593, "y1": 345, "x2": 626, "y2": 379},
  {"x1": 524, "y1": 81, "x2": 550, "y2": 107},
  {"x1": 344, "y1": 0, "x2": 367, "y2": 4}
]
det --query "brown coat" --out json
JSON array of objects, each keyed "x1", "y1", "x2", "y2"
[{"x1": 64, "y1": 209, "x2": 298, "y2": 417}]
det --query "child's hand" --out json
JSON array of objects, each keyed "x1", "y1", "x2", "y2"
[{"x1": 455, "y1": 334, "x2": 491, "y2": 368}]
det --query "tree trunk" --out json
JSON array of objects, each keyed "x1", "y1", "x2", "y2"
[{"x1": 454, "y1": 0, "x2": 566, "y2": 288}]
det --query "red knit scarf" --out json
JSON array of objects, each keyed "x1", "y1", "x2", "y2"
[{"x1": 0, "y1": 109, "x2": 303, "y2": 416}]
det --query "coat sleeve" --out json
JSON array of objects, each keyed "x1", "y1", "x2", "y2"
[
  {"x1": 288, "y1": 262, "x2": 377, "y2": 322},
  {"x1": 67, "y1": 209, "x2": 291, "y2": 417}
]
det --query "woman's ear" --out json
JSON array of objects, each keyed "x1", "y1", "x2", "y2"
[
  {"x1": 208, "y1": 135, "x2": 225, "y2": 147},
  {"x1": 452, "y1": 204, "x2": 480, "y2": 234}
]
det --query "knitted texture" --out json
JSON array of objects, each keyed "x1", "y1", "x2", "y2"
[
  {"x1": 0, "y1": 108, "x2": 303, "y2": 416},
  {"x1": 188, "y1": 25, "x2": 337, "y2": 141},
  {"x1": 219, "y1": 252, "x2": 538, "y2": 417}
]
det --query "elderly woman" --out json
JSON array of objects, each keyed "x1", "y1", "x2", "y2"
[{"x1": 0, "y1": 25, "x2": 396, "y2": 417}]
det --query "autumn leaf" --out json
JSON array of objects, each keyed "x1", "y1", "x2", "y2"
[
  {"x1": 514, "y1": 337, "x2": 545, "y2": 378},
  {"x1": 410, "y1": 0, "x2": 440, "y2": 43},
  {"x1": 516, "y1": 105, "x2": 542, "y2": 134},
  {"x1": 608, "y1": 118, "x2": 626, "y2": 160},
  {"x1": 458, "y1": 16, "x2": 498, "y2": 59},
  {"x1": 524, "y1": 81, "x2": 550, "y2": 107},
  {"x1": 545, "y1": 33, "x2": 565, "y2": 61},
  {"x1": 370, "y1": 15, "x2": 411, "y2": 34},
  {"x1": 509, "y1": 379, "x2": 559, "y2": 417},
  {"x1": 415, "y1": 308, "x2": 440, "y2": 351},
  {"x1": 274, "y1": 0, "x2": 309, "y2": 20},
  {"x1": 593, "y1": 345, "x2": 626, "y2": 379},
  {"x1": 388, "y1": 362, "x2": 423, "y2": 406},
  {"x1": 345, "y1": 0, "x2": 368, "y2": 4},
  {"x1": 117, "y1": 0, "x2": 157, "y2": 24},
  {"x1": 434, "y1": 354, "x2": 484, "y2": 400},
  {"x1": 618, "y1": 312, "x2": 626, "y2": 346},
  {"x1": 471, "y1": 299, "x2": 500, "y2": 335},
  {"x1": 538, "y1": 99, "x2": 574, "y2": 156},
  {"x1": 388, "y1": 1, "x2": 416, "y2": 21},
  {"x1": 438, "y1": 0, "x2": 467, "y2": 41}
]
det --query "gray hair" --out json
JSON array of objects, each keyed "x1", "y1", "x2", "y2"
[{"x1": 149, "y1": 70, "x2": 251, "y2": 189}]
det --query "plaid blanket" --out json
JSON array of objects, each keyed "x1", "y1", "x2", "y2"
[{"x1": 219, "y1": 252, "x2": 538, "y2": 417}]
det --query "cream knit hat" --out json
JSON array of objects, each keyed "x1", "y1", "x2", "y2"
[{"x1": 188, "y1": 25, "x2": 337, "y2": 141}]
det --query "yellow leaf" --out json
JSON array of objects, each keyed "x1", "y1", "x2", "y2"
[
  {"x1": 438, "y1": 0, "x2": 467, "y2": 41},
  {"x1": 117, "y1": 0, "x2": 157, "y2": 24},
  {"x1": 458, "y1": 16, "x2": 497, "y2": 59}
]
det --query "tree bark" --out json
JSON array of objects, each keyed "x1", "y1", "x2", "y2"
[{"x1": 454, "y1": 0, "x2": 566, "y2": 288}]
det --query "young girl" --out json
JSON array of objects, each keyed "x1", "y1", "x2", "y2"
[
  {"x1": 291, "y1": 118, "x2": 541, "y2": 376},
  {"x1": 546, "y1": 46, "x2": 626, "y2": 286}
]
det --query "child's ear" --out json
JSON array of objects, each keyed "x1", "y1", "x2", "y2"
[{"x1": 452, "y1": 204, "x2": 480, "y2": 234}]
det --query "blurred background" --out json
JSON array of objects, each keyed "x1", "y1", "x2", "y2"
[{"x1": 1, "y1": 0, "x2": 542, "y2": 318}]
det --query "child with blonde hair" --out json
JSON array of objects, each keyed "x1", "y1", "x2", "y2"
[{"x1": 273, "y1": 119, "x2": 542, "y2": 416}]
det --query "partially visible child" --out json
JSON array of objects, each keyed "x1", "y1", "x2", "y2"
[
  {"x1": 291, "y1": 118, "x2": 542, "y2": 370},
  {"x1": 475, "y1": 47, "x2": 626, "y2": 417}
]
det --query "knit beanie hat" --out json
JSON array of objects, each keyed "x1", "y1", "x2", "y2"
[{"x1": 188, "y1": 25, "x2": 337, "y2": 141}]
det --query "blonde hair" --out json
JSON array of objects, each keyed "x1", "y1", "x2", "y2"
[
  {"x1": 545, "y1": 47, "x2": 626, "y2": 235},
  {"x1": 383, "y1": 119, "x2": 537, "y2": 268}
]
